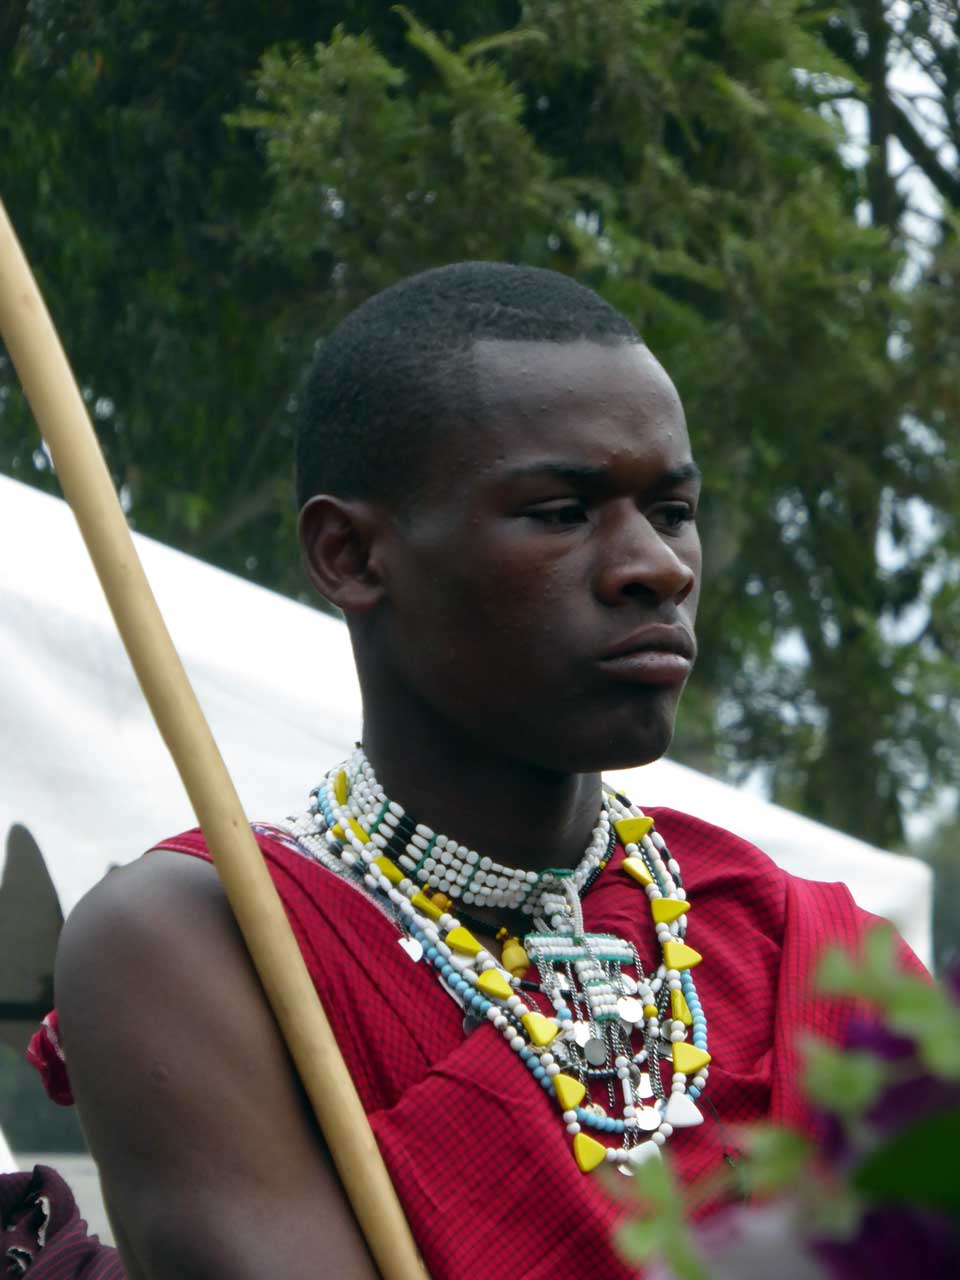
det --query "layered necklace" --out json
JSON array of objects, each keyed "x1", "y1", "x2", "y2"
[{"x1": 284, "y1": 746, "x2": 711, "y2": 1176}]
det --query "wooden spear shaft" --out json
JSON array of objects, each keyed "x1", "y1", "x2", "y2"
[{"x1": 0, "y1": 199, "x2": 429, "y2": 1280}]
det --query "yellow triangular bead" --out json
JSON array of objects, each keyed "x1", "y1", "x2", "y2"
[
  {"x1": 347, "y1": 817, "x2": 370, "y2": 844},
  {"x1": 672, "y1": 1042, "x2": 711, "y2": 1075},
  {"x1": 670, "y1": 989, "x2": 693, "y2": 1026},
  {"x1": 554, "y1": 1073, "x2": 586, "y2": 1112},
  {"x1": 374, "y1": 856, "x2": 404, "y2": 885},
  {"x1": 622, "y1": 856, "x2": 654, "y2": 887},
  {"x1": 477, "y1": 969, "x2": 513, "y2": 1000},
  {"x1": 522, "y1": 1011, "x2": 559, "y2": 1047},
  {"x1": 410, "y1": 891, "x2": 444, "y2": 921},
  {"x1": 662, "y1": 940, "x2": 702, "y2": 971},
  {"x1": 446, "y1": 926, "x2": 483, "y2": 957},
  {"x1": 573, "y1": 1131, "x2": 608, "y2": 1173},
  {"x1": 651, "y1": 898, "x2": 690, "y2": 926},
  {"x1": 330, "y1": 822, "x2": 345, "y2": 840},
  {"x1": 333, "y1": 770, "x2": 348, "y2": 804},
  {"x1": 614, "y1": 816, "x2": 655, "y2": 847}
]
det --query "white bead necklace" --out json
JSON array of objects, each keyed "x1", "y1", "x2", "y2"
[
  {"x1": 284, "y1": 747, "x2": 712, "y2": 1175},
  {"x1": 321, "y1": 748, "x2": 613, "y2": 919}
]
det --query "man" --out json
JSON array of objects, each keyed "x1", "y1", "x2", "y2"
[{"x1": 34, "y1": 263, "x2": 921, "y2": 1278}]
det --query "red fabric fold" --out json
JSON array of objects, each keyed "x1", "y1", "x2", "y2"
[{"x1": 26, "y1": 1015, "x2": 72, "y2": 1110}]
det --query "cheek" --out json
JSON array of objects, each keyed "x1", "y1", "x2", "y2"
[
  {"x1": 392, "y1": 532, "x2": 584, "y2": 676},
  {"x1": 420, "y1": 572, "x2": 564, "y2": 693}
]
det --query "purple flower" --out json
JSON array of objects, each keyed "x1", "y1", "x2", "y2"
[
  {"x1": 864, "y1": 1073, "x2": 960, "y2": 1138},
  {"x1": 843, "y1": 1013, "x2": 915, "y2": 1062},
  {"x1": 813, "y1": 1204, "x2": 960, "y2": 1279}
]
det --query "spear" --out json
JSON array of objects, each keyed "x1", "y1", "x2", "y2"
[{"x1": 0, "y1": 198, "x2": 429, "y2": 1280}]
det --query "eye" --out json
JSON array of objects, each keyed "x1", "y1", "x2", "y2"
[
  {"x1": 524, "y1": 501, "x2": 588, "y2": 527},
  {"x1": 652, "y1": 502, "x2": 696, "y2": 531}
]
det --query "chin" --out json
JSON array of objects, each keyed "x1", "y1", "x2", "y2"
[
  {"x1": 593, "y1": 732, "x2": 674, "y2": 774},
  {"x1": 586, "y1": 694, "x2": 680, "y2": 773},
  {"x1": 524, "y1": 715, "x2": 677, "y2": 776}
]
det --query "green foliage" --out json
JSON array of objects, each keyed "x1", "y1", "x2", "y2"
[
  {"x1": 1, "y1": 0, "x2": 957, "y2": 846},
  {"x1": 731, "y1": 1124, "x2": 812, "y2": 1195},
  {"x1": 853, "y1": 1105, "x2": 960, "y2": 1213},
  {"x1": 227, "y1": 14, "x2": 558, "y2": 286},
  {"x1": 819, "y1": 925, "x2": 960, "y2": 1077},
  {"x1": 618, "y1": 938, "x2": 960, "y2": 1274},
  {"x1": 616, "y1": 1155, "x2": 709, "y2": 1280},
  {"x1": 803, "y1": 1041, "x2": 890, "y2": 1117},
  {"x1": 917, "y1": 810, "x2": 960, "y2": 971}
]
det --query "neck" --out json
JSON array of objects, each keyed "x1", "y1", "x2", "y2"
[{"x1": 359, "y1": 699, "x2": 601, "y2": 876}]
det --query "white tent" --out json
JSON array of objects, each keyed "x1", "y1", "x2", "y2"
[
  {"x1": 0, "y1": 1122, "x2": 14, "y2": 1173},
  {"x1": 0, "y1": 472, "x2": 933, "y2": 967}
]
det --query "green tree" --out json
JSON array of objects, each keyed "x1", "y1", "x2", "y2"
[
  {"x1": 916, "y1": 807, "x2": 960, "y2": 970},
  {"x1": 1, "y1": 0, "x2": 957, "y2": 849}
]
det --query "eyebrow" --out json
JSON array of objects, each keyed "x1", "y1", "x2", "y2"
[{"x1": 501, "y1": 460, "x2": 702, "y2": 486}]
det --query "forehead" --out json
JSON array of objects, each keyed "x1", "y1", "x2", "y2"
[{"x1": 460, "y1": 338, "x2": 691, "y2": 471}]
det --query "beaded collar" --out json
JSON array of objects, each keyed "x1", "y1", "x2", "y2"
[{"x1": 284, "y1": 747, "x2": 711, "y2": 1176}]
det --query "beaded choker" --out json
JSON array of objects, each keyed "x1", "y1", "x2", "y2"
[{"x1": 285, "y1": 747, "x2": 711, "y2": 1176}]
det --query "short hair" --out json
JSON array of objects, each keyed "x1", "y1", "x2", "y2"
[{"x1": 296, "y1": 261, "x2": 641, "y2": 508}]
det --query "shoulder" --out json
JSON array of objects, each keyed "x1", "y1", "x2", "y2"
[
  {"x1": 59, "y1": 847, "x2": 228, "y2": 959},
  {"x1": 646, "y1": 804, "x2": 880, "y2": 910},
  {"x1": 646, "y1": 805, "x2": 787, "y2": 873},
  {"x1": 54, "y1": 849, "x2": 268, "y2": 1119},
  {"x1": 647, "y1": 806, "x2": 926, "y2": 973},
  {"x1": 645, "y1": 806, "x2": 891, "y2": 948},
  {"x1": 57, "y1": 847, "x2": 238, "y2": 1002},
  {"x1": 55, "y1": 850, "x2": 375, "y2": 1277},
  {"x1": 646, "y1": 805, "x2": 792, "y2": 918}
]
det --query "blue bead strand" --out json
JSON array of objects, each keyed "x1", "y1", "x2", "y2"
[
  {"x1": 575, "y1": 1107, "x2": 625, "y2": 1134},
  {"x1": 681, "y1": 970, "x2": 708, "y2": 1100}
]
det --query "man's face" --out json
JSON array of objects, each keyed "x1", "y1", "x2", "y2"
[{"x1": 374, "y1": 338, "x2": 702, "y2": 773}]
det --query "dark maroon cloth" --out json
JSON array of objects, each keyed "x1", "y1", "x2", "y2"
[{"x1": 0, "y1": 1167, "x2": 124, "y2": 1279}]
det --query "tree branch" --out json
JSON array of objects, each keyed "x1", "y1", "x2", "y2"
[{"x1": 887, "y1": 93, "x2": 960, "y2": 208}]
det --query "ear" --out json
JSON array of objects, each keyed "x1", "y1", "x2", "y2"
[{"x1": 298, "y1": 495, "x2": 387, "y2": 613}]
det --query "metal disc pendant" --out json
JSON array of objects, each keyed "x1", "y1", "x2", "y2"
[
  {"x1": 572, "y1": 1021, "x2": 592, "y2": 1048},
  {"x1": 635, "y1": 1106, "x2": 661, "y2": 1131},
  {"x1": 584, "y1": 1036, "x2": 607, "y2": 1066},
  {"x1": 617, "y1": 996, "x2": 644, "y2": 1024},
  {"x1": 462, "y1": 1012, "x2": 484, "y2": 1036}
]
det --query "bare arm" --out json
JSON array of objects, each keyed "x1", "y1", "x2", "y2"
[{"x1": 55, "y1": 851, "x2": 378, "y2": 1279}]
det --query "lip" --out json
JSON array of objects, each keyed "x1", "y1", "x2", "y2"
[
  {"x1": 600, "y1": 624, "x2": 696, "y2": 662},
  {"x1": 596, "y1": 625, "x2": 696, "y2": 686}
]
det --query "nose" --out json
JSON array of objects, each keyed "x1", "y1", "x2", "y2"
[{"x1": 594, "y1": 508, "x2": 698, "y2": 607}]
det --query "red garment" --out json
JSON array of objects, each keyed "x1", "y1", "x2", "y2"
[{"x1": 30, "y1": 807, "x2": 924, "y2": 1279}]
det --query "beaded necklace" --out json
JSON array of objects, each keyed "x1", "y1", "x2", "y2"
[{"x1": 284, "y1": 746, "x2": 711, "y2": 1175}]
